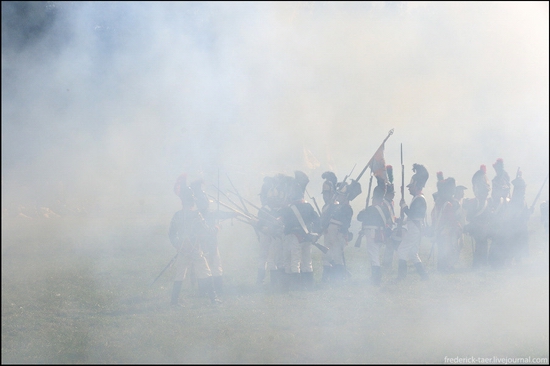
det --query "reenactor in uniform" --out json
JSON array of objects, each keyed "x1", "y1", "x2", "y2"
[
  {"x1": 357, "y1": 177, "x2": 387, "y2": 286},
  {"x1": 381, "y1": 165, "x2": 398, "y2": 270},
  {"x1": 169, "y1": 175, "x2": 221, "y2": 306},
  {"x1": 507, "y1": 170, "x2": 530, "y2": 264},
  {"x1": 397, "y1": 163, "x2": 430, "y2": 281},
  {"x1": 279, "y1": 171, "x2": 321, "y2": 291},
  {"x1": 320, "y1": 171, "x2": 338, "y2": 282},
  {"x1": 320, "y1": 177, "x2": 354, "y2": 284},
  {"x1": 453, "y1": 185, "x2": 468, "y2": 257},
  {"x1": 256, "y1": 176, "x2": 285, "y2": 291},
  {"x1": 488, "y1": 158, "x2": 511, "y2": 268},
  {"x1": 190, "y1": 179, "x2": 236, "y2": 295},
  {"x1": 463, "y1": 165, "x2": 492, "y2": 269},
  {"x1": 431, "y1": 172, "x2": 461, "y2": 272}
]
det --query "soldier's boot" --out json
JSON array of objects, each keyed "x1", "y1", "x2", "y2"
[
  {"x1": 415, "y1": 262, "x2": 429, "y2": 281},
  {"x1": 371, "y1": 266, "x2": 382, "y2": 287},
  {"x1": 269, "y1": 270, "x2": 280, "y2": 292},
  {"x1": 212, "y1": 275, "x2": 224, "y2": 295},
  {"x1": 301, "y1": 271, "x2": 315, "y2": 291},
  {"x1": 397, "y1": 260, "x2": 407, "y2": 281},
  {"x1": 171, "y1": 281, "x2": 183, "y2": 306},
  {"x1": 256, "y1": 268, "x2": 266, "y2": 286},
  {"x1": 321, "y1": 265, "x2": 332, "y2": 283},
  {"x1": 198, "y1": 277, "x2": 222, "y2": 305}
]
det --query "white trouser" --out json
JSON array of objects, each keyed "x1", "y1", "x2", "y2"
[
  {"x1": 322, "y1": 223, "x2": 346, "y2": 266},
  {"x1": 397, "y1": 221, "x2": 422, "y2": 263},
  {"x1": 258, "y1": 231, "x2": 284, "y2": 271},
  {"x1": 174, "y1": 243, "x2": 212, "y2": 281},
  {"x1": 204, "y1": 246, "x2": 223, "y2": 277},
  {"x1": 365, "y1": 227, "x2": 382, "y2": 267},
  {"x1": 283, "y1": 233, "x2": 313, "y2": 274}
]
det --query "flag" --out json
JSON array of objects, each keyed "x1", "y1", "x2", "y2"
[
  {"x1": 370, "y1": 143, "x2": 388, "y2": 183},
  {"x1": 303, "y1": 146, "x2": 320, "y2": 170}
]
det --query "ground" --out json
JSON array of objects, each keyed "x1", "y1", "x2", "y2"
[{"x1": 2, "y1": 213, "x2": 549, "y2": 364}]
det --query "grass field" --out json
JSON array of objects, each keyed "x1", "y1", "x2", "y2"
[{"x1": 2, "y1": 213, "x2": 549, "y2": 364}]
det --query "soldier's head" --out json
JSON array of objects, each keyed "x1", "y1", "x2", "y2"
[
  {"x1": 190, "y1": 179, "x2": 209, "y2": 211},
  {"x1": 491, "y1": 158, "x2": 510, "y2": 200},
  {"x1": 335, "y1": 181, "x2": 350, "y2": 204},
  {"x1": 472, "y1": 165, "x2": 490, "y2": 199},
  {"x1": 372, "y1": 177, "x2": 386, "y2": 206},
  {"x1": 406, "y1": 163, "x2": 429, "y2": 195},
  {"x1": 454, "y1": 185, "x2": 467, "y2": 201},
  {"x1": 511, "y1": 169, "x2": 526, "y2": 201},
  {"x1": 439, "y1": 177, "x2": 456, "y2": 203},
  {"x1": 179, "y1": 186, "x2": 196, "y2": 208},
  {"x1": 174, "y1": 173, "x2": 196, "y2": 208},
  {"x1": 321, "y1": 171, "x2": 337, "y2": 204}
]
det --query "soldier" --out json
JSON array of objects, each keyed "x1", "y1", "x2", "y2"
[
  {"x1": 453, "y1": 185, "x2": 468, "y2": 257},
  {"x1": 507, "y1": 170, "x2": 530, "y2": 264},
  {"x1": 397, "y1": 163, "x2": 429, "y2": 281},
  {"x1": 488, "y1": 158, "x2": 512, "y2": 268},
  {"x1": 321, "y1": 179, "x2": 354, "y2": 283},
  {"x1": 431, "y1": 172, "x2": 461, "y2": 272},
  {"x1": 463, "y1": 165, "x2": 492, "y2": 269},
  {"x1": 381, "y1": 165, "x2": 398, "y2": 270},
  {"x1": 279, "y1": 171, "x2": 321, "y2": 291},
  {"x1": 357, "y1": 177, "x2": 387, "y2": 286},
  {"x1": 256, "y1": 176, "x2": 285, "y2": 291},
  {"x1": 189, "y1": 179, "x2": 236, "y2": 295},
  {"x1": 320, "y1": 171, "x2": 338, "y2": 282},
  {"x1": 321, "y1": 171, "x2": 338, "y2": 206},
  {"x1": 169, "y1": 175, "x2": 221, "y2": 306}
]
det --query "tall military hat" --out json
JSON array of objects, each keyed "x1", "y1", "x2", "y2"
[
  {"x1": 174, "y1": 173, "x2": 195, "y2": 207},
  {"x1": 511, "y1": 169, "x2": 526, "y2": 200},
  {"x1": 372, "y1": 176, "x2": 387, "y2": 201},
  {"x1": 472, "y1": 164, "x2": 490, "y2": 199},
  {"x1": 511, "y1": 169, "x2": 526, "y2": 189},
  {"x1": 406, "y1": 163, "x2": 429, "y2": 190},
  {"x1": 321, "y1": 171, "x2": 337, "y2": 194},
  {"x1": 491, "y1": 158, "x2": 511, "y2": 199},
  {"x1": 385, "y1": 165, "x2": 395, "y2": 197},
  {"x1": 189, "y1": 178, "x2": 209, "y2": 211},
  {"x1": 441, "y1": 177, "x2": 457, "y2": 202},
  {"x1": 289, "y1": 170, "x2": 309, "y2": 201}
]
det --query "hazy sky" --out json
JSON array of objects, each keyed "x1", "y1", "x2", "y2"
[{"x1": 2, "y1": 1, "x2": 549, "y2": 216}]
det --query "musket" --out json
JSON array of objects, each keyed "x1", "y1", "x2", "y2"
[
  {"x1": 206, "y1": 193, "x2": 258, "y2": 223},
  {"x1": 212, "y1": 185, "x2": 255, "y2": 220},
  {"x1": 394, "y1": 143, "x2": 405, "y2": 243},
  {"x1": 342, "y1": 163, "x2": 357, "y2": 184},
  {"x1": 151, "y1": 252, "x2": 178, "y2": 286},
  {"x1": 530, "y1": 174, "x2": 549, "y2": 212},
  {"x1": 354, "y1": 173, "x2": 374, "y2": 248},
  {"x1": 354, "y1": 128, "x2": 394, "y2": 183},
  {"x1": 305, "y1": 188, "x2": 322, "y2": 217},
  {"x1": 223, "y1": 176, "x2": 261, "y2": 241},
  {"x1": 226, "y1": 173, "x2": 250, "y2": 216}
]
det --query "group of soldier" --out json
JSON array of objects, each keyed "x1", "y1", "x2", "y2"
[{"x1": 166, "y1": 158, "x2": 545, "y2": 306}]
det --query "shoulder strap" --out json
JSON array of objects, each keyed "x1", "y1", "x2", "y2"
[{"x1": 290, "y1": 204, "x2": 310, "y2": 234}]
